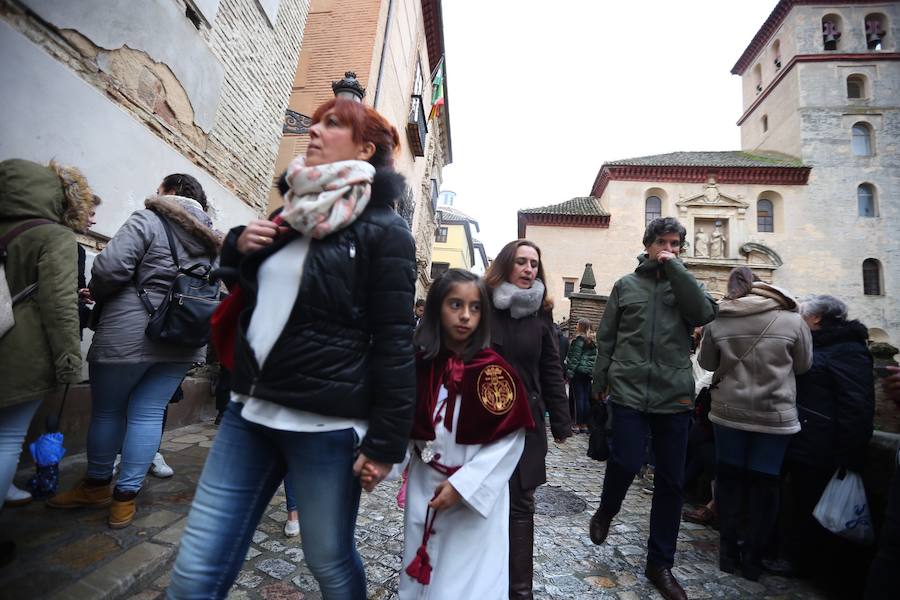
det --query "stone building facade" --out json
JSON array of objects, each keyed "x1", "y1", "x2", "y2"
[
  {"x1": 0, "y1": 0, "x2": 311, "y2": 235},
  {"x1": 520, "y1": 0, "x2": 898, "y2": 346},
  {"x1": 270, "y1": 0, "x2": 453, "y2": 297}
]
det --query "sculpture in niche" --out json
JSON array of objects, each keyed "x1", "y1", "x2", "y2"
[
  {"x1": 694, "y1": 227, "x2": 710, "y2": 258},
  {"x1": 710, "y1": 221, "x2": 727, "y2": 258}
]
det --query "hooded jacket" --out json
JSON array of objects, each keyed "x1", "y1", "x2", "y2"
[
  {"x1": 0, "y1": 159, "x2": 95, "y2": 408},
  {"x1": 565, "y1": 334, "x2": 597, "y2": 379},
  {"x1": 788, "y1": 320, "x2": 874, "y2": 471},
  {"x1": 592, "y1": 254, "x2": 718, "y2": 413},
  {"x1": 223, "y1": 169, "x2": 417, "y2": 465},
  {"x1": 698, "y1": 282, "x2": 813, "y2": 435},
  {"x1": 86, "y1": 196, "x2": 221, "y2": 364}
]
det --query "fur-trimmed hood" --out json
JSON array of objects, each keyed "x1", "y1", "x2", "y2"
[
  {"x1": 0, "y1": 159, "x2": 96, "y2": 232},
  {"x1": 145, "y1": 195, "x2": 222, "y2": 257}
]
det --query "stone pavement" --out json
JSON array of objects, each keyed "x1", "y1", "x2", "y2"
[{"x1": 0, "y1": 419, "x2": 831, "y2": 599}]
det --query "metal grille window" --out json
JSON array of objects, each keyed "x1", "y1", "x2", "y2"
[
  {"x1": 431, "y1": 262, "x2": 450, "y2": 280},
  {"x1": 858, "y1": 184, "x2": 876, "y2": 217},
  {"x1": 435, "y1": 226, "x2": 448, "y2": 243},
  {"x1": 852, "y1": 123, "x2": 873, "y2": 156},
  {"x1": 645, "y1": 196, "x2": 662, "y2": 225},
  {"x1": 757, "y1": 199, "x2": 774, "y2": 232},
  {"x1": 863, "y1": 259, "x2": 881, "y2": 295},
  {"x1": 563, "y1": 280, "x2": 575, "y2": 298}
]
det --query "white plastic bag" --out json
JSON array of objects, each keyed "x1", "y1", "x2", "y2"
[{"x1": 812, "y1": 468, "x2": 874, "y2": 544}]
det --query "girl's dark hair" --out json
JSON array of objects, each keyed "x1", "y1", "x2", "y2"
[
  {"x1": 483, "y1": 239, "x2": 554, "y2": 312},
  {"x1": 725, "y1": 266, "x2": 760, "y2": 300},
  {"x1": 414, "y1": 269, "x2": 491, "y2": 362},
  {"x1": 160, "y1": 173, "x2": 207, "y2": 210}
]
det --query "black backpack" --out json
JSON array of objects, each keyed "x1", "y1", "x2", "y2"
[{"x1": 135, "y1": 212, "x2": 218, "y2": 348}]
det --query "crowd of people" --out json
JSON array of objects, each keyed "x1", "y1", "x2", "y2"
[{"x1": 0, "y1": 97, "x2": 898, "y2": 600}]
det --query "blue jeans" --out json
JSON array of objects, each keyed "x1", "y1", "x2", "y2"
[
  {"x1": 601, "y1": 403, "x2": 691, "y2": 568},
  {"x1": 0, "y1": 397, "x2": 42, "y2": 513},
  {"x1": 571, "y1": 373, "x2": 592, "y2": 424},
  {"x1": 713, "y1": 424, "x2": 791, "y2": 475},
  {"x1": 86, "y1": 362, "x2": 190, "y2": 491},
  {"x1": 284, "y1": 476, "x2": 297, "y2": 513},
  {"x1": 167, "y1": 402, "x2": 365, "y2": 600}
]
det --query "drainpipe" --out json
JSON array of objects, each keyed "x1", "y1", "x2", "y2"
[{"x1": 373, "y1": 0, "x2": 395, "y2": 109}]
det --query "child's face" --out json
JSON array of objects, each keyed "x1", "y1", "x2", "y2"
[{"x1": 441, "y1": 282, "x2": 482, "y2": 353}]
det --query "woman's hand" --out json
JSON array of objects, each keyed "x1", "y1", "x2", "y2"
[
  {"x1": 236, "y1": 219, "x2": 289, "y2": 254},
  {"x1": 353, "y1": 453, "x2": 390, "y2": 492},
  {"x1": 428, "y1": 480, "x2": 462, "y2": 510},
  {"x1": 78, "y1": 288, "x2": 94, "y2": 304}
]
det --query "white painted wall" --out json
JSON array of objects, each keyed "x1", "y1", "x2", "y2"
[{"x1": 0, "y1": 21, "x2": 257, "y2": 239}]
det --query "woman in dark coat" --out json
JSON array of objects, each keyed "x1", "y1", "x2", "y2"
[
  {"x1": 782, "y1": 294, "x2": 874, "y2": 591},
  {"x1": 167, "y1": 98, "x2": 416, "y2": 600},
  {"x1": 484, "y1": 239, "x2": 572, "y2": 600}
]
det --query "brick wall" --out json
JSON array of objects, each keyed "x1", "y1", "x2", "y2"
[{"x1": 569, "y1": 295, "x2": 608, "y2": 337}]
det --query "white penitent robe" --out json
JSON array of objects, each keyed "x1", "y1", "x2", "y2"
[{"x1": 399, "y1": 385, "x2": 526, "y2": 600}]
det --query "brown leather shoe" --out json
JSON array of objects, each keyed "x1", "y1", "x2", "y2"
[
  {"x1": 108, "y1": 498, "x2": 136, "y2": 529},
  {"x1": 644, "y1": 565, "x2": 687, "y2": 600},
  {"x1": 47, "y1": 479, "x2": 112, "y2": 509},
  {"x1": 589, "y1": 506, "x2": 613, "y2": 545}
]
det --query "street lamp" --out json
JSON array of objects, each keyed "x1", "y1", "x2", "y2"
[{"x1": 332, "y1": 71, "x2": 366, "y2": 102}]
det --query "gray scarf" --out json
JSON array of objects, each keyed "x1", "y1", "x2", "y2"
[{"x1": 492, "y1": 279, "x2": 545, "y2": 319}]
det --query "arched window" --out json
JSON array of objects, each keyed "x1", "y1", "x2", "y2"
[
  {"x1": 852, "y1": 123, "x2": 873, "y2": 156},
  {"x1": 757, "y1": 199, "x2": 774, "y2": 232},
  {"x1": 862, "y1": 259, "x2": 882, "y2": 295},
  {"x1": 753, "y1": 64, "x2": 763, "y2": 94},
  {"x1": 858, "y1": 184, "x2": 876, "y2": 217},
  {"x1": 847, "y1": 75, "x2": 866, "y2": 99},
  {"x1": 823, "y1": 14, "x2": 842, "y2": 50},
  {"x1": 772, "y1": 39, "x2": 782, "y2": 70},
  {"x1": 645, "y1": 196, "x2": 661, "y2": 225},
  {"x1": 761, "y1": 114, "x2": 769, "y2": 133},
  {"x1": 865, "y1": 14, "x2": 887, "y2": 51}
]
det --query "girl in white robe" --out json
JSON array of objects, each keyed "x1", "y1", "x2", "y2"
[{"x1": 363, "y1": 269, "x2": 533, "y2": 600}]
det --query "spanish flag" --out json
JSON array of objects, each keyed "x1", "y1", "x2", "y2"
[{"x1": 429, "y1": 57, "x2": 445, "y2": 121}]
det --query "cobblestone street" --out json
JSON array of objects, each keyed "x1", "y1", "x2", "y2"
[{"x1": 1, "y1": 419, "x2": 830, "y2": 599}]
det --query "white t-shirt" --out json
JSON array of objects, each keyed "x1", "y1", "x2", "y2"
[{"x1": 232, "y1": 236, "x2": 367, "y2": 439}]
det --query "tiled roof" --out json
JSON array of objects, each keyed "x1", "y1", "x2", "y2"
[
  {"x1": 605, "y1": 151, "x2": 804, "y2": 168},
  {"x1": 519, "y1": 197, "x2": 610, "y2": 217},
  {"x1": 437, "y1": 206, "x2": 479, "y2": 230}
]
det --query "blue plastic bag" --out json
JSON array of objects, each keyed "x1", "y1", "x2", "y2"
[{"x1": 27, "y1": 432, "x2": 66, "y2": 497}]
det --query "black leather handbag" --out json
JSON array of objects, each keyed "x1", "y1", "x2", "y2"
[
  {"x1": 586, "y1": 401, "x2": 610, "y2": 462},
  {"x1": 135, "y1": 212, "x2": 219, "y2": 348}
]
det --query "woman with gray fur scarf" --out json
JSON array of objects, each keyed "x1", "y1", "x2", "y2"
[{"x1": 49, "y1": 174, "x2": 221, "y2": 530}]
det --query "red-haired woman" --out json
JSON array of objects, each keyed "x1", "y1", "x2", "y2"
[
  {"x1": 484, "y1": 239, "x2": 572, "y2": 599},
  {"x1": 168, "y1": 99, "x2": 416, "y2": 599}
]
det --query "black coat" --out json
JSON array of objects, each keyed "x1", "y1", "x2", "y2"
[
  {"x1": 222, "y1": 169, "x2": 417, "y2": 464},
  {"x1": 788, "y1": 320, "x2": 874, "y2": 472},
  {"x1": 491, "y1": 306, "x2": 572, "y2": 490}
]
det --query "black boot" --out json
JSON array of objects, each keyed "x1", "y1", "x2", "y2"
[
  {"x1": 743, "y1": 471, "x2": 781, "y2": 582},
  {"x1": 715, "y1": 463, "x2": 745, "y2": 574},
  {"x1": 508, "y1": 515, "x2": 534, "y2": 599}
]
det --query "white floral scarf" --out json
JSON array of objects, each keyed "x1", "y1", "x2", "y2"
[{"x1": 280, "y1": 156, "x2": 376, "y2": 239}]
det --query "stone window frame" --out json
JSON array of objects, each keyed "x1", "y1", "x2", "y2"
[
  {"x1": 757, "y1": 198, "x2": 774, "y2": 232},
  {"x1": 862, "y1": 258, "x2": 882, "y2": 296},
  {"x1": 851, "y1": 122, "x2": 875, "y2": 156},
  {"x1": 847, "y1": 74, "x2": 868, "y2": 99},
  {"x1": 857, "y1": 183, "x2": 877, "y2": 217},
  {"x1": 430, "y1": 261, "x2": 450, "y2": 280},
  {"x1": 563, "y1": 278, "x2": 577, "y2": 298}
]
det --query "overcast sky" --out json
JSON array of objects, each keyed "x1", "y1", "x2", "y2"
[{"x1": 439, "y1": 0, "x2": 776, "y2": 256}]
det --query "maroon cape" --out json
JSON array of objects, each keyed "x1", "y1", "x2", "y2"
[{"x1": 410, "y1": 348, "x2": 535, "y2": 445}]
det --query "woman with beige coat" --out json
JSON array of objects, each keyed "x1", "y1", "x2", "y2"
[{"x1": 698, "y1": 266, "x2": 812, "y2": 582}]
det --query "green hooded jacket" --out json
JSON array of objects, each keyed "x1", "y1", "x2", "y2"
[
  {"x1": 0, "y1": 159, "x2": 94, "y2": 408},
  {"x1": 592, "y1": 254, "x2": 718, "y2": 413},
  {"x1": 565, "y1": 335, "x2": 598, "y2": 379}
]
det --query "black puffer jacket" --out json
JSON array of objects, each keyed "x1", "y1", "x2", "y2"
[
  {"x1": 788, "y1": 320, "x2": 874, "y2": 472},
  {"x1": 221, "y1": 169, "x2": 417, "y2": 464}
]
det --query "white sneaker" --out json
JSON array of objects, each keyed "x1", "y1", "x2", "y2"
[
  {"x1": 5, "y1": 483, "x2": 32, "y2": 506},
  {"x1": 149, "y1": 452, "x2": 174, "y2": 478},
  {"x1": 283, "y1": 518, "x2": 300, "y2": 538}
]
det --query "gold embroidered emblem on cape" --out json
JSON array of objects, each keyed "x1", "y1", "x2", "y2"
[{"x1": 477, "y1": 365, "x2": 516, "y2": 415}]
